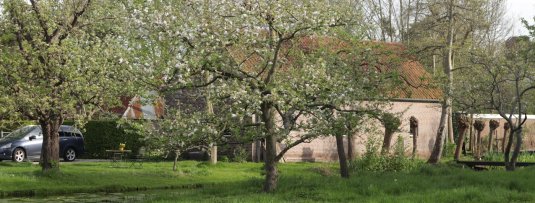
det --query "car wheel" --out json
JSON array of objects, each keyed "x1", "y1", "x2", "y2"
[
  {"x1": 12, "y1": 148, "x2": 25, "y2": 163},
  {"x1": 64, "y1": 148, "x2": 76, "y2": 162}
]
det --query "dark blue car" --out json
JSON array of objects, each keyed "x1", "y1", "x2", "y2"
[{"x1": 0, "y1": 125, "x2": 84, "y2": 162}]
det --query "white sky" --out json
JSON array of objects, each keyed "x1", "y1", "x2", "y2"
[{"x1": 507, "y1": 0, "x2": 535, "y2": 36}]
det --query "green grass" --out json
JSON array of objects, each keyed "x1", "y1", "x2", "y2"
[{"x1": 2, "y1": 160, "x2": 535, "y2": 202}]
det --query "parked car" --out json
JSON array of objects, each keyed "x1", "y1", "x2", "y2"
[{"x1": 0, "y1": 125, "x2": 84, "y2": 162}]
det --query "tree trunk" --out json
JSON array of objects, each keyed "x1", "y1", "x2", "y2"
[
  {"x1": 205, "y1": 73, "x2": 217, "y2": 165},
  {"x1": 454, "y1": 125, "x2": 467, "y2": 160},
  {"x1": 476, "y1": 130, "x2": 482, "y2": 159},
  {"x1": 487, "y1": 120, "x2": 499, "y2": 153},
  {"x1": 454, "y1": 115, "x2": 469, "y2": 160},
  {"x1": 261, "y1": 103, "x2": 278, "y2": 192},
  {"x1": 447, "y1": 108, "x2": 454, "y2": 144},
  {"x1": 509, "y1": 129, "x2": 523, "y2": 170},
  {"x1": 506, "y1": 127, "x2": 522, "y2": 171},
  {"x1": 264, "y1": 134, "x2": 278, "y2": 192},
  {"x1": 173, "y1": 150, "x2": 181, "y2": 171},
  {"x1": 445, "y1": 0, "x2": 455, "y2": 145},
  {"x1": 255, "y1": 140, "x2": 262, "y2": 162},
  {"x1": 39, "y1": 115, "x2": 63, "y2": 172},
  {"x1": 469, "y1": 114, "x2": 474, "y2": 152},
  {"x1": 347, "y1": 134, "x2": 355, "y2": 160},
  {"x1": 502, "y1": 123, "x2": 509, "y2": 153},
  {"x1": 428, "y1": 0, "x2": 454, "y2": 164},
  {"x1": 427, "y1": 102, "x2": 448, "y2": 164},
  {"x1": 381, "y1": 129, "x2": 394, "y2": 155},
  {"x1": 210, "y1": 145, "x2": 217, "y2": 164},
  {"x1": 487, "y1": 131, "x2": 493, "y2": 152},
  {"x1": 335, "y1": 135, "x2": 349, "y2": 178},
  {"x1": 473, "y1": 120, "x2": 485, "y2": 160}
]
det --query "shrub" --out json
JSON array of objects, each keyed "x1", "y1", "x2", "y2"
[
  {"x1": 219, "y1": 156, "x2": 230, "y2": 162},
  {"x1": 442, "y1": 143, "x2": 456, "y2": 159},
  {"x1": 351, "y1": 135, "x2": 422, "y2": 172},
  {"x1": 232, "y1": 146, "x2": 248, "y2": 163},
  {"x1": 81, "y1": 120, "x2": 144, "y2": 159}
]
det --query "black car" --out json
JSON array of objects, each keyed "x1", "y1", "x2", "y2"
[{"x1": 0, "y1": 125, "x2": 85, "y2": 162}]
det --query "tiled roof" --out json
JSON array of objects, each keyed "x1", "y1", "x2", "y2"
[{"x1": 229, "y1": 36, "x2": 442, "y2": 100}]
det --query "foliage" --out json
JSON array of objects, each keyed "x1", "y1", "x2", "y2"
[
  {"x1": 232, "y1": 146, "x2": 248, "y2": 163},
  {"x1": 82, "y1": 120, "x2": 145, "y2": 159},
  {"x1": 442, "y1": 143, "x2": 456, "y2": 159},
  {"x1": 0, "y1": 0, "x2": 134, "y2": 170},
  {"x1": 352, "y1": 135, "x2": 422, "y2": 172},
  {"x1": 119, "y1": 110, "x2": 224, "y2": 161},
  {"x1": 379, "y1": 112, "x2": 402, "y2": 132},
  {"x1": 123, "y1": 0, "x2": 402, "y2": 191},
  {"x1": 452, "y1": 20, "x2": 535, "y2": 169}
]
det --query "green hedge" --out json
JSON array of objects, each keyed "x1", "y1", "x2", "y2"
[{"x1": 81, "y1": 120, "x2": 145, "y2": 159}]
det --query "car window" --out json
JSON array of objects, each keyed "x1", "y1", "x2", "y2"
[
  {"x1": 59, "y1": 131, "x2": 74, "y2": 137},
  {"x1": 0, "y1": 126, "x2": 36, "y2": 140}
]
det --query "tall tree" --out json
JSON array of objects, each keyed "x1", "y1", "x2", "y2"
[
  {"x1": 402, "y1": 0, "x2": 508, "y2": 163},
  {"x1": 0, "y1": 0, "x2": 131, "y2": 172}
]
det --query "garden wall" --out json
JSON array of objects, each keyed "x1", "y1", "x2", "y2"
[
  {"x1": 466, "y1": 114, "x2": 535, "y2": 153},
  {"x1": 255, "y1": 101, "x2": 443, "y2": 162}
]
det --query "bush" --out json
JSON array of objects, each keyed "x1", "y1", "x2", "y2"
[
  {"x1": 219, "y1": 156, "x2": 230, "y2": 162},
  {"x1": 442, "y1": 143, "x2": 456, "y2": 159},
  {"x1": 232, "y1": 146, "x2": 248, "y2": 163},
  {"x1": 351, "y1": 135, "x2": 422, "y2": 172},
  {"x1": 81, "y1": 120, "x2": 144, "y2": 159}
]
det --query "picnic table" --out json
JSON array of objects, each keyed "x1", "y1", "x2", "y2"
[{"x1": 105, "y1": 149, "x2": 132, "y2": 168}]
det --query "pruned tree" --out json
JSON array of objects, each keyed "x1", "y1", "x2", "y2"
[
  {"x1": 473, "y1": 120, "x2": 485, "y2": 160},
  {"x1": 311, "y1": 109, "x2": 382, "y2": 178},
  {"x1": 502, "y1": 123, "x2": 510, "y2": 153},
  {"x1": 0, "y1": 0, "x2": 131, "y2": 172},
  {"x1": 488, "y1": 119, "x2": 500, "y2": 152},
  {"x1": 409, "y1": 116, "x2": 419, "y2": 159},
  {"x1": 378, "y1": 112, "x2": 402, "y2": 155},
  {"x1": 453, "y1": 114, "x2": 469, "y2": 160}
]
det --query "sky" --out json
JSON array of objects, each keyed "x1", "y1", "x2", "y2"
[{"x1": 507, "y1": 0, "x2": 535, "y2": 36}]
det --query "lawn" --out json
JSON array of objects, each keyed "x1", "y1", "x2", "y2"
[{"x1": 1, "y1": 160, "x2": 535, "y2": 202}]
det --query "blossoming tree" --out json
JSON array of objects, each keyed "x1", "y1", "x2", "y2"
[{"x1": 0, "y1": 0, "x2": 131, "y2": 172}]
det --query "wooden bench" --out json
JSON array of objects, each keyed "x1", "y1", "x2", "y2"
[{"x1": 456, "y1": 160, "x2": 535, "y2": 168}]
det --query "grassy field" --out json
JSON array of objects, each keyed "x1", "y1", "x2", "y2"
[{"x1": 1, "y1": 160, "x2": 535, "y2": 202}]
